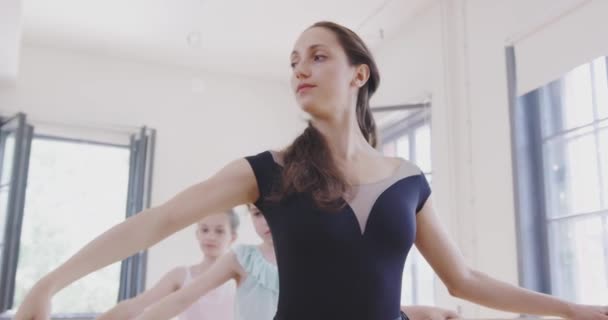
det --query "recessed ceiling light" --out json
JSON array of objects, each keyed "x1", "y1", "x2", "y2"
[{"x1": 187, "y1": 31, "x2": 203, "y2": 48}]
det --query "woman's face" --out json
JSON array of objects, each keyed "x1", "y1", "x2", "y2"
[{"x1": 290, "y1": 27, "x2": 359, "y2": 119}]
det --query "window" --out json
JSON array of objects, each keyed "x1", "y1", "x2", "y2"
[
  {"x1": 375, "y1": 106, "x2": 435, "y2": 305},
  {"x1": 511, "y1": 54, "x2": 608, "y2": 304},
  {"x1": 0, "y1": 114, "x2": 155, "y2": 317},
  {"x1": 13, "y1": 137, "x2": 130, "y2": 313}
]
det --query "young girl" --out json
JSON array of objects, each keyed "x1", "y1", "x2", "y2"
[
  {"x1": 128, "y1": 205, "x2": 457, "y2": 320},
  {"x1": 97, "y1": 210, "x2": 239, "y2": 320},
  {"x1": 17, "y1": 21, "x2": 608, "y2": 320},
  {"x1": 129, "y1": 204, "x2": 278, "y2": 320}
]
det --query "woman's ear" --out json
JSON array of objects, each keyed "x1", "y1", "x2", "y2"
[{"x1": 352, "y1": 64, "x2": 370, "y2": 88}]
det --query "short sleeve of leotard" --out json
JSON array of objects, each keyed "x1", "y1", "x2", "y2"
[
  {"x1": 416, "y1": 171, "x2": 432, "y2": 213},
  {"x1": 244, "y1": 151, "x2": 278, "y2": 210}
]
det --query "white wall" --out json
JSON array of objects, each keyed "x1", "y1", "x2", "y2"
[
  {"x1": 0, "y1": 44, "x2": 304, "y2": 287},
  {"x1": 0, "y1": 0, "x2": 21, "y2": 83},
  {"x1": 372, "y1": 0, "x2": 605, "y2": 317},
  {"x1": 513, "y1": 0, "x2": 608, "y2": 94}
]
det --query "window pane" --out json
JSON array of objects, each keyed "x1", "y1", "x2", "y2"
[
  {"x1": 549, "y1": 216, "x2": 608, "y2": 304},
  {"x1": 375, "y1": 109, "x2": 417, "y2": 131},
  {"x1": 537, "y1": 80, "x2": 563, "y2": 139},
  {"x1": 565, "y1": 134, "x2": 601, "y2": 214},
  {"x1": 13, "y1": 138, "x2": 129, "y2": 313},
  {"x1": 548, "y1": 219, "x2": 576, "y2": 302},
  {"x1": 544, "y1": 129, "x2": 601, "y2": 217},
  {"x1": 592, "y1": 57, "x2": 608, "y2": 119},
  {"x1": 562, "y1": 64, "x2": 594, "y2": 130},
  {"x1": 396, "y1": 136, "x2": 410, "y2": 160},
  {"x1": 415, "y1": 125, "x2": 431, "y2": 172},
  {"x1": 401, "y1": 253, "x2": 414, "y2": 305},
  {"x1": 600, "y1": 128, "x2": 608, "y2": 209},
  {"x1": 413, "y1": 247, "x2": 435, "y2": 305}
]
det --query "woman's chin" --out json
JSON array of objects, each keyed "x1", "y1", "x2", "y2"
[{"x1": 298, "y1": 101, "x2": 321, "y2": 115}]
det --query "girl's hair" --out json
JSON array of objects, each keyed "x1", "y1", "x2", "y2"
[
  {"x1": 246, "y1": 204, "x2": 261, "y2": 215},
  {"x1": 226, "y1": 209, "x2": 240, "y2": 232}
]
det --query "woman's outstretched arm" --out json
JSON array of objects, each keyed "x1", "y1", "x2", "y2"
[{"x1": 15, "y1": 158, "x2": 258, "y2": 320}]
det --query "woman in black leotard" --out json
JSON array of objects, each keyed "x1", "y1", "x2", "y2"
[{"x1": 17, "y1": 21, "x2": 608, "y2": 320}]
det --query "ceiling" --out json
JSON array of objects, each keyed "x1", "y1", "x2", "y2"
[{"x1": 21, "y1": 0, "x2": 433, "y2": 80}]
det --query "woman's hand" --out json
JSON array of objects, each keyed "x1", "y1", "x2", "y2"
[
  {"x1": 402, "y1": 305, "x2": 459, "y2": 320},
  {"x1": 567, "y1": 304, "x2": 608, "y2": 320}
]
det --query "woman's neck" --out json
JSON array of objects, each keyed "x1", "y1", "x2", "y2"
[{"x1": 311, "y1": 110, "x2": 377, "y2": 165}]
